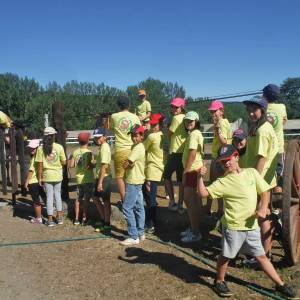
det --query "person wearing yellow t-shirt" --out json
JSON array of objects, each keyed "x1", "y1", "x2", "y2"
[
  {"x1": 68, "y1": 132, "x2": 94, "y2": 226},
  {"x1": 0, "y1": 111, "x2": 12, "y2": 129},
  {"x1": 136, "y1": 89, "x2": 151, "y2": 129},
  {"x1": 92, "y1": 128, "x2": 112, "y2": 232},
  {"x1": 197, "y1": 145, "x2": 298, "y2": 299},
  {"x1": 142, "y1": 113, "x2": 165, "y2": 233},
  {"x1": 243, "y1": 96, "x2": 279, "y2": 257},
  {"x1": 36, "y1": 127, "x2": 66, "y2": 227},
  {"x1": 263, "y1": 84, "x2": 287, "y2": 193},
  {"x1": 110, "y1": 96, "x2": 140, "y2": 205},
  {"x1": 207, "y1": 100, "x2": 232, "y2": 216},
  {"x1": 24, "y1": 139, "x2": 45, "y2": 225},
  {"x1": 181, "y1": 111, "x2": 204, "y2": 243},
  {"x1": 163, "y1": 97, "x2": 187, "y2": 213},
  {"x1": 232, "y1": 128, "x2": 247, "y2": 168},
  {"x1": 120, "y1": 125, "x2": 146, "y2": 246}
]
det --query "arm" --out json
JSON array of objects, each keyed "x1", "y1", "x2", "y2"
[
  {"x1": 25, "y1": 171, "x2": 33, "y2": 190},
  {"x1": 123, "y1": 159, "x2": 134, "y2": 170},
  {"x1": 38, "y1": 162, "x2": 43, "y2": 186},
  {"x1": 184, "y1": 149, "x2": 196, "y2": 173},
  {"x1": 140, "y1": 112, "x2": 151, "y2": 121},
  {"x1": 97, "y1": 163, "x2": 109, "y2": 191},
  {"x1": 255, "y1": 155, "x2": 266, "y2": 174},
  {"x1": 68, "y1": 155, "x2": 75, "y2": 168},
  {"x1": 197, "y1": 172, "x2": 209, "y2": 198},
  {"x1": 256, "y1": 191, "x2": 270, "y2": 219}
]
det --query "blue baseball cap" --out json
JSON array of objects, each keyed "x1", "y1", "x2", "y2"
[
  {"x1": 93, "y1": 127, "x2": 106, "y2": 137},
  {"x1": 243, "y1": 96, "x2": 268, "y2": 111},
  {"x1": 263, "y1": 84, "x2": 280, "y2": 101}
]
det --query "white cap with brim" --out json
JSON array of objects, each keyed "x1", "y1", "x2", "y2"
[
  {"x1": 27, "y1": 139, "x2": 41, "y2": 149},
  {"x1": 44, "y1": 127, "x2": 57, "y2": 135}
]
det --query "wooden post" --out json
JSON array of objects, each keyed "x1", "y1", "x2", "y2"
[
  {"x1": 16, "y1": 127, "x2": 27, "y2": 196},
  {"x1": 0, "y1": 129, "x2": 7, "y2": 195},
  {"x1": 52, "y1": 101, "x2": 69, "y2": 201},
  {"x1": 9, "y1": 127, "x2": 18, "y2": 205}
]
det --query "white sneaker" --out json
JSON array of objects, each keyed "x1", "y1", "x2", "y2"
[
  {"x1": 180, "y1": 227, "x2": 191, "y2": 237},
  {"x1": 119, "y1": 238, "x2": 140, "y2": 246},
  {"x1": 181, "y1": 232, "x2": 202, "y2": 243},
  {"x1": 168, "y1": 202, "x2": 178, "y2": 211},
  {"x1": 139, "y1": 234, "x2": 146, "y2": 241}
]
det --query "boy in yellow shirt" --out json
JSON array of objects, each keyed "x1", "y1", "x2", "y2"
[
  {"x1": 92, "y1": 128, "x2": 112, "y2": 232},
  {"x1": 143, "y1": 113, "x2": 165, "y2": 233},
  {"x1": 110, "y1": 96, "x2": 140, "y2": 205},
  {"x1": 136, "y1": 89, "x2": 151, "y2": 129},
  {"x1": 198, "y1": 145, "x2": 298, "y2": 299},
  {"x1": 263, "y1": 84, "x2": 287, "y2": 193},
  {"x1": 120, "y1": 125, "x2": 146, "y2": 246},
  {"x1": 68, "y1": 132, "x2": 94, "y2": 225}
]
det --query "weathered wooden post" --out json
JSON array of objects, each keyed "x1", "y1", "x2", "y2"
[
  {"x1": 0, "y1": 129, "x2": 7, "y2": 195},
  {"x1": 52, "y1": 101, "x2": 69, "y2": 201},
  {"x1": 9, "y1": 127, "x2": 18, "y2": 205}
]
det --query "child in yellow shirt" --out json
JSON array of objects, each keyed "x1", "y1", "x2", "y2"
[{"x1": 120, "y1": 125, "x2": 146, "y2": 246}]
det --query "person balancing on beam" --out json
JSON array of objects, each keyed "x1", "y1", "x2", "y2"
[{"x1": 197, "y1": 144, "x2": 299, "y2": 299}]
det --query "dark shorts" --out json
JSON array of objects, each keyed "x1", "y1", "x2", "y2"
[
  {"x1": 28, "y1": 183, "x2": 46, "y2": 204},
  {"x1": 76, "y1": 183, "x2": 94, "y2": 201},
  {"x1": 185, "y1": 171, "x2": 198, "y2": 188},
  {"x1": 163, "y1": 153, "x2": 184, "y2": 182},
  {"x1": 94, "y1": 176, "x2": 111, "y2": 201}
]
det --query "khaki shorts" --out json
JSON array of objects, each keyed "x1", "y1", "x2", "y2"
[{"x1": 114, "y1": 149, "x2": 131, "y2": 178}]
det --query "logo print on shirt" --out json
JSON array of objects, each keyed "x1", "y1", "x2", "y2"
[
  {"x1": 118, "y1": 117, "x2": 133, "y2": 133},
  {"x1": 46, "y1": 150, "x2": 59, "y2": 164},
  {"x1": 267, "y1": 112, "x2": 279, "y2": 129}
]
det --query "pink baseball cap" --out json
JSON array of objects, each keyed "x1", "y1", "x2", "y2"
[
  {"x1": 170, "y1": 97, "x2": 186, "y2": 108},
  {"x1": 27, "y1": 139, "x2": 40, "y2": 149},
  {"x1": 208, "y1": 100, "x2": 224, "y2": 111}
]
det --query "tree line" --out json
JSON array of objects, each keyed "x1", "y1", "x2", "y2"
[{"x1": 0, "y1": 73, "x2": 299, "y2": 135}]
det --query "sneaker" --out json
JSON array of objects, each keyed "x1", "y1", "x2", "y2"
[
  {"x1": 119, "y1": 238, "x2": 140, "y2": 246},
  {"x1": 139, "y1": 234, "x2": 146, "y2": 241},
  {"x1": 181, "y1": 231, "x2": 202, "y2": 243},
  {"x1": 276, "y1": 284, "x2": 299, "y2": 300},
  {"x1": 57, "y1": 218, "x2": 63, "y2": 225},
  {"x1": 177, "y1": 205, "x2": 185, "y2": 215},
  {"x1": 180, "y1": 227, "x2": 191, "y2": 237},
  {"x1": 213, "y1": 280, "x2": 234, "y2": 297},
  {"x1": 30, "y1": 218, "x2": 42, "y2": 224},
  {"x1": 74, "y1": 220, "x2": 80, "y2": 226},
  {"x1": 242, "y1": 257, "x2": 259, "y2": 270},
  {"x1": 94, "y1": 227, "x2": 103, "y2": 233},
  {"x1": 168, "y1": 202, "x2": 178, "y2": 211},
  {"x1": 145, "y1": 226, "x2": 155, "y2": 234},
  {"x1": 46, "y1": 220, "x2": 55, "y2": 227}
]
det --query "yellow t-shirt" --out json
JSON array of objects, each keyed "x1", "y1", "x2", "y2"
[
  {"x1": 169, "y1": 114, "x2": 187, "y2": 154},
  {"x1": 35, "y1": 143, "x2": 66, "y2": 182},
  {"x1": 95, "y1": 142, "x2": 111, "y2": 178},
  {"x1": 72, "y1": 148, "x2": 94, "y2": 184},
  {"x1": 0, "y1": 111, "x2": 12, "y2": 128},
  {"x1": 211, "y1": 118, "x2": 232, "y2": 159},
  {"x1": 144, "y1": 131, "x2": 165, "y2": 181},
  {"x1": 207, "y1": 168, "x2": 270, "y2": 230},
  {"x1": 110, "y1": 111, "x2": 141, "y2": 151},
  {"x1": 267, "y1": 103, "x2": 287, "y2": 153},
  {"x1": 136, "y1": 100, "x2": 151, "y2": 122},
  {"x1": 125, "y1": 143, "x2": 145, "y2": 185},
  {"x1": 182, "y1": 129, "x2": 204, "y2": 171},
  {"x1": 28, "y1": 156, "x2": 38, "y2": 184},
  {"x1": 244, "y1": 122, "x2": 278, "y2": 188}
]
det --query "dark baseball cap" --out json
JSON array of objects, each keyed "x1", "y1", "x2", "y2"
[
  {"x1": 232, "y1": 128, "x2": 247, "y2": 141},
  {"x1": 217, "y1": 145, "x2": 239, "y2": 162},
  {"x1": 262, "y1": 84, "x2": 280, "y2": 101},
  {"x1": 243, "y1": 96, "x2": 268, "y2": 111},
  {"x1": 93, "y1": 127, "x2": 106, "y2": 137},
  {"x1": 117, "y1": 96, "x2": 130, "y2": 107}
]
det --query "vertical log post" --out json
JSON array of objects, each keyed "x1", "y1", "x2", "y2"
[
  {"x1": 9, "y1": 127, "x2": 18, "y2": 205},
  {"x1": 0, "y1": 129, "x2": 7, "y2": 195},
  {"x1": 16, "y1": 127, "x2": 27, "y2": 196},
  {"x1": 52, "y1": 101, "x2": 69, "y2": 201}
]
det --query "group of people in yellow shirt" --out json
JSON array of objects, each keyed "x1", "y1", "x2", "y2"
[{"x1": 22, "y1": 84, "x2": 298, "y2": 298}]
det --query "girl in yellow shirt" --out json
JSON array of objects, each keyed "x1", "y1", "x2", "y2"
[{"x1": 181, "y1": 111, "x2": 204, "y2": 243}]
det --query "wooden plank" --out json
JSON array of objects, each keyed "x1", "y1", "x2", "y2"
[
  {"x1": 9, "y1": 127, "x2": 18, "y2": 204},
  {"x1": 0, "y1": 129, "x2": 7, "y2": 195},
  {"x1": 16, "y1": 128, "x2": 27, "y2": 196}
]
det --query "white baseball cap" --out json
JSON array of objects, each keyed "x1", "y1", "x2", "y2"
[{"x1": 44, "y1": 127, "x2": 57, "y2": 136}]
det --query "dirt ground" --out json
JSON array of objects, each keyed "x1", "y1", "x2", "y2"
[{"x1": 0, "y1": 182, "x2": 300, "y2": 300}]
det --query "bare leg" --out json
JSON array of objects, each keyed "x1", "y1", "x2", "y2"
[
  {"x1": 255, "y1": 255, "x2": 284, "y2": 286},
  {"x1": 165, "y1": 179, "x2": 175, "y2": 203},
  {"x1": 178, "y1": 182, "x2": 184, "y2": 206},
  {"x1": 82, "y1": 198, "x2": 88, "y2": 220},
  {"x1": 260, "y1": 217, "x2": 273, "y2": 257},
  {"x1": 74, "y1": 200, "x2": 80, "y2": 221},
  {"x1": 57, "y1": 211, "x2": 63, "y2": 219},
  {"x1": 104, "y1": 200, "x2": 111, "y2": 223},
  {"x1": 216, "y1": 255, "x2": 230, "y2": 282},
  {"x1": 184, "y1": 187, "x2": 201, "y2": 235},
  {"x1": 116, "y1": 178, "x2": 125, "y2": 202},
  {"x1": 34, "y1": 204, "x2": 42, "y2": 219}
]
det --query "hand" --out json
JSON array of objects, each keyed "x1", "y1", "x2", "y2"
[
  {"x1": 24, "y1": 181, "x2": 29, "y2": 191},
  {"x1": 97, "y1": 182, "x2": 103, "y2": 192},
  {"x1": 38, "y1": 179, "x2": 43, "y2": 187},
  {"x1": 145, "y1": 181, "x2": 151, "y2": 193},
  {"x1": 256, "y1": 207, "x2": 268, "y2": 219},
  {"x1": 123, "y1": 161, "x2": 130, "y2": 169},
  {"x1": 198, "y1": 166, "x2": 207, "y2": 176}
]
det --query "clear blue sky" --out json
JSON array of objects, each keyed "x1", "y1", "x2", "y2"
[{"x1": 0, "y1": 0, "x2": 299, "y2": 98}]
